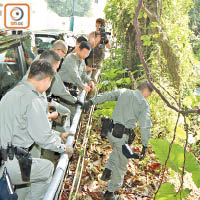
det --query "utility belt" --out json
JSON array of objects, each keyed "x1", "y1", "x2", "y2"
[
  {"x1": 63, "y1": 82, "x2": 77, "y2": 90},
  {"x1": 63, "y1": 82, "x2": 78, "y2": 97},
  {"x1": 0, "y1": 144, "x2": 32, "y2": 182},
  {"x1": 101, "y1": 117, "x2": 136, "y2": 145},
  {"x1": 47, "y1": 94, "x2": 60, "y2": 103}
]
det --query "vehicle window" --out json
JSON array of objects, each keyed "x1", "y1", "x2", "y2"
[
  {"x1": 35, "y1": 36, "x2": 56, "y2": 52},
  {"x1": 0, "y1": 46, "x2": 22, "y2": 99},
  {"x1": 22, "y1": 35, "x2": 37, "y2": 68}
]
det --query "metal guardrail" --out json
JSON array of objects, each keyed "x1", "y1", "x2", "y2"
[{"x1": 43, "y1": 90, "x2": 86, "y2": 200}]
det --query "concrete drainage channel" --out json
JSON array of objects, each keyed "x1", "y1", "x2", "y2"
[
  {"x1": 43, "y1": 71, "x2": 99, "y2": 200},
  {"x1": 43, "y1": 90, "x2": 87, "y2": 200},
  {"x1": 61, "y1": 105, "x2": 95, "y2": 200}
]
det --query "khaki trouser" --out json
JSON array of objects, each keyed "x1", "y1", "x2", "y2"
[
  {"x1": 91, "y1": 68, "x2": 101, "y2": 81},
  {"x1": 0, "y1": 156, "x2": 54, "y2": 200},
  {"x1": 105, "y1": 131, "x2": 129, "y2": 192}
]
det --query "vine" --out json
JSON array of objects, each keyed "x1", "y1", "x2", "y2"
[
  {"x1": 133, "y1": 0, "x2": 199, "y2": 198},
  {"x1": 104, "y1": 0, "x2": 200, "y2": 199}
]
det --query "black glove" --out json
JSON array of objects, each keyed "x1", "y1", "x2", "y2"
[
  {"x1": 82, "y1": 100, "x2": 93, "y2": 113},
  {"x1": 122, "y1": 144, "x2": 139, "y2": 159},
  {"x1": 139, "y1": 145, "x2": 147, "y2": 160},
  {"x1": 69, "y1": 89, "x2": 78, "y2": 97},
  {"x1": 101, "y1": 117, "x2": 113, "y2": 140},
  {"x1": 75, "y1": 99, "x2": 83, "y2": 106},
  {"x1": 141, "y1": 145, "x2": 147, "y2": 157}
]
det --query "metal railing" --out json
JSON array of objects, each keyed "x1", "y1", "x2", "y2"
[{"x1": 43, "y1": 90, "x2": 86, "y2": 200}]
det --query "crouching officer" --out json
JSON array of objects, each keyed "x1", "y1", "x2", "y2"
[
  {"x1": 0, "y1": 59, "x2": 73, "y2": 200},
  {"x1": 83, "y1": 81, "x2": 153, "y2": 200}
]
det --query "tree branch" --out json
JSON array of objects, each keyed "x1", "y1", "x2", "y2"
[
  {"x1": 154, "y1": 112, "x2": 180, "y2": 198},
  {"x1": 133, "y1": 0, "x2": 200, "y2": 114},
  {"x1": 151, "y1": 77, "x2": 179, "y2": 107},
  {"x1": 176, "y1": 115, "x2": 189, "y2": 197}
]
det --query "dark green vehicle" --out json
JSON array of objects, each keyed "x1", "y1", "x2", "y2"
[
  {"x1": 0, "y1": 30, "x2": 37, "y2": 99},
  {"x1": 34, "y1": 29, "x2": 76, "y2": 54}
]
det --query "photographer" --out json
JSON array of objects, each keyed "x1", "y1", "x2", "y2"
[{"x1": 86, "y1": 18, "x2": 111, "y2": 81}]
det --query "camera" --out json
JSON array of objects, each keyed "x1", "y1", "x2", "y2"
[{"x1": 99, "y1": 26, "x2": 111, "y2": 48}]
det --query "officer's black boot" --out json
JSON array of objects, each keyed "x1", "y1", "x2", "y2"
[
  {"x1": 102, "y1": 191, "x2": 115, "y2": 200},
  {"x1": 101, "y1": 168, "x2": 112, "y2": 181}
]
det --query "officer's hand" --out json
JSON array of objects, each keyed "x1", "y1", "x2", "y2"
[
  {"x1": 60, "y1": 132, "x2": 74, "y2": 143},
  {"x1": 86, "y1": 66, "x2": 94, "y2": 72},
  {"x1": 82, "y1": 85, "x2": 91, "y2": 92},
  {"x1": 65, "y1": 144, "x2": 74, "y2": 157},
  {"x1": 48, "y1": 111, "x2": 59, "y2": 120},
  {"x1": 82, "y1": 100, "x2": 93, "y2": 113},
  {"x1": 139, "y1": 145, "x2": 147, "y2": 160},
  {"x1": 88, "y1": 81, "x2": 95, "y2": 91}
]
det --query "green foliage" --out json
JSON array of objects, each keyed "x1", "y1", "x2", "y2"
[
  {"x1": 103, "y1": 0, "x2": 200, "y2": 197},
  {"x1": 150, "y1": 139, "x2": 200, "y2": 188},
  {"x1": 156, "y1": 183, "x2": 191, "y2": 200},
  {"x1": 190, "y1": 0, "x2": 200, "y2": 59},
  {"x1": 189, "y1": 0, "x2": 200, "y2": 34},
  {"x1": 104, "y1": 0, "x2": 142, "y2": 71},
  {"x1": 45, "y1": 0, "x2": 92, "y2": 17}
]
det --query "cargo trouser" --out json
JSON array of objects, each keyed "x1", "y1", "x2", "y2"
[
  {"x1": 91, "y1": 68, "x2": 101, "y2": 81},
  {"x1": 0, "y1": 156, "x2": 54, "y2": 200},
  {"x1": 105, "y1": 131, "x2": 129, "y2": 192}
]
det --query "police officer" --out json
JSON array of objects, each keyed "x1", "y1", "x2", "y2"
[
  {"x1": 59, "y1": 41, "x2": 95, "y2": 92},
  {"x1": 58, "y1": 41, "x2": 95, "y2": 120},
  {"x1": 71, "y1": 36, "x2": 94, "y2": 73},
  {"x1": 51, "y1": 40, "x2": 68, "y2": 59},
  {"x1": 39, "y1": 50, "x2": 73, "y2": 129},
  {"x1": 32, "y1": 40, "x2": 78, "y2": 110},
  {"x1": 83, "y1": 81, "x2": 153, "y2": 200},
  {"x1": 24, "y1": 49, "x2": 78, "y2": 130},
  {"x1": 0, "y1": 59, "x2": 73, "y2": 200},
  {"x1": 43, "y1": 41, "x2": 84, "y2": 124}
]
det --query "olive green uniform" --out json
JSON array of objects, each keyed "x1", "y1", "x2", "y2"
[
  {"x1": 91, "y1": 89, "x2": 152, "y2": 192},
  {"x1": 0, "y1": 81, "x2": 67, "y2": 200},
  {"x1": 58, "y1": 53, "x2": 90, "y2": 120},
  {"x1": 58, "y1": 53, "x2": 90, "y2": 89},
  {"x1": 23, "y1": 68, "x2": 71, "y2": 132}
]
